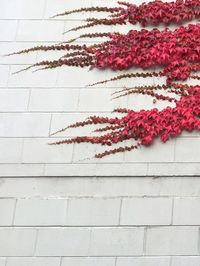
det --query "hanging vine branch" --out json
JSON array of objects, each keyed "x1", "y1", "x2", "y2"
[
  {"x1": 53, "y1": 0, "x2": 200, "y2": 30},
  {"x1": 9, "y1": 0, "x2": 200, "y2": 158},
  {"x1": 50, "y1": 84, "x2": 200, "y2": 158},
  {"x1": 10, "y1": 24, "x2": 200, "y2": 84}
]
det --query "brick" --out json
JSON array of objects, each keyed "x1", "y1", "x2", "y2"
[
  {"x1": 56, "y1": 67, "x2": 109, "y2": 88},
  {"x1": 72, "y1": 142, "x2": 124, "y2": 163},
  {"x1": 97, "y1": 68, "x2": 156, "y2": 89},
  {"x1": 43, "y1": 1, "x2": 119, "y2": 25},
  {"x1": 16, "y1": 20, "x2": 64, "y2": 42},
  {"x1": 14, "y1": 199, "x2": 67, "y2": 226},
  {"x1": 0, "y1": 199, "x2": 15, "y2": 226},
  {"x1": 50, "y1": 113, "x2": 100, "y2": 137},
  {"x1": 37, "y1": 44, "x2": 69, "y2": 62},
  {"x1": 6, "y1": 257, "x2": 61, "y2": 266},
  {"x1": 146, "y1": 226, "x2": 199, "y2": 255},
  {"x1": 8, "y1": 65, "x2": 58, "y2": 88},
  {"x1": 148, "y1": 163, "x2": 200, "y2": 176},
  {"x1": 45, "y1": 163, "x2": 97, "y2": 176},
  {"x1": 0, "y1": 178, "x2": 42, "y2": 198},
  {"x1": 45, "y1": 163, "x2": 148, "y2": 176},
  {"x1": 0, "y1": 164, "x2": 44, "y2": 177},
  {"x1": 0, "y1": 113, "x2": 51, "y2": 137},
  {"x1": 0, "y1": 258, "x2": 6, "y2": 266},
  {"x1": 61, "y1": 257, "x2": 115, "y2": 266},
  {"x1": 78, "y1": 89, "x2": 127, "y2": 112},
  {"x1": 175, "y1": 138, "x2": 200, "y2": 162},
  {"x1": 35, "y1": 228, "x2": 91, "y2": 256},
  {"x1": 171, "y1": 256, "x2": 200, "y2": 266},
  {"x1": 173, "y1": 198, "x2": 200, "y2": 225},
  {"x1": 120, "y1": 198, "x2": 172, "y2": 225},
  {"x1": 66, "y1": 198, "x2": 120, "y2": 226},
  {"x1": 1, "y1": 177, "x2": 200, "y2": 198},
  {"x1": 91, "y1": 0, "x2": 123, "y2": 20},
  {"x1": 124, "y1": 139, "x2": 175, "y2": 162},
  {"x1": 0, "y1": 20, "x2": 17, "y2": 41},
  {"x1": 0, "y1": 42, "x2": 37, "y2": 65},
  {"x1": 126, "y1": 90, "x2": 175, "y2": 112},
  {"x1": 0, "y1": 89, "x2": 29, "y2": 111},
  {"x1": 28, "y1": 89, "x2": 79, "y2": 112},
  {"x1": 45, "y1": 0, "x2": 93, "y2": 19},
  {"x1": 0, "y1": 139, "x2": 23, "y2": 163},
  {"x1": 0, "y1": 66, "x2": 10, "y2": 87},
  {"x1": 95, "y1": 163, "x2": 148, "y2": 176},
  {"x1": 89, "y1": 227, "x2": 144, "y2": 256},
  {"x1": 116, "y1": 257, "x2": 170, "y2": 266},
  {"x1": 63, "y1": 20, "x2": 113, "y2": 42},
  {"x1": 22, "y1": 138, "x2": 73, "y2": 163},
  {"x1": 0, "y1": 0, "x2": 46, "y2": 19},
  {"x1": 0, "y1": 228, "x2": 37, "y2": 256},
  {"x1": 50, "y1": 112, "x2": 135, "y2": 138}
]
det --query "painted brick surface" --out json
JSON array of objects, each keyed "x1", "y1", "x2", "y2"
[
  {"x1": 6, "y1": 258, "x2": 61, "y2": 266},
  {"x1": 146, "y1": 226, "x2": 199, "y2": 255},
  {"x1": 89, "y1": 227, "x2": 144, "y2": 256},
  {"x1": 61, "y1": 257, "x2": 115, "y2": 266},
  {"x1": 35, "y1": 228, "x2": 91, "y2": 256},
  {"x1": 120, "y1": 197, "x2": 172, "y2": 225},
  {"x1": 116, "y1": 257, "x2": 171, "y2": 266},
  {"x1": 66, "y1": 198, "x2": 121, "y2": 226},
  {"x1": 0, "y1": 0, "x2": 199, "y2": 177},
  {"x1": 14, "y1": 199, "x2": 68, "y2": 226},
  {"x1": 0, "y1": 199, "x2": 16, "y2": 226},
  {"x1": 0, "y1": 178, "x2": 199, "y2": 263},
  {"x1": 0, "y1": 228, "x2": 37, "y2": 256},
  {"x1": 0, "y1": 259, "x2": 6, "y2": 266},
  {"x1": 173, "y1": 198, "x2": 200, "y2": 225},
  {"x1": 171, "y1": 256, "x2": 200, "y2": 266},
  {"x1": 1, "y1": 0, "x2": 200, "y2": 265}
]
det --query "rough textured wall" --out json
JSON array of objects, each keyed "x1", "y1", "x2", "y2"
[
  {"x1": 0, "y1": 0, "x2": 200, "y2": 265},
  {"x1": 1, "y1": 177, "x2": 200, "y2": 266}
]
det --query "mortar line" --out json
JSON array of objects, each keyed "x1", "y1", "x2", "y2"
[
  {"x1": 42, "y1": 0, "x2": 48, "y2": 19},
  {"x1": 169, "y1": 256, "x2": 173, "y2": 266},
  {"x1": 27, "y1": 88, "x2": 32, "y2": 111},
  {"x1": 118, "y1": 198, "x2": 123, "y2": 226},
  {"x1": 6, "y1": 65, "x2": 11, "y2": 88},
  {"x1": 5, "y1": 257, "x2": 8, "y2": 266},
  {"x1": 171, "y1": 198, "x2": 175, "y2": 225},
  {"x1": 48, "y1": 113, "x2": 53, "y2": 136},
  {"x1": 59, "y1": 257, "x2": 63, "y2": 266},
  {"x1": 19, "y1": 138, "x2": 25, "y2": 163},
  {"x1": 33, "y1": 228, "x2": 39, "y2": 256},
  {"x1": 198, "y1": 227, "x2": 200, "y2": 255},
  {"x1": 14, "y1": 20, "x2": 19, "y2": 41},
  {"x1": 65, "y1": 199, "x2": 69, "y2": 226},
  {"x1": 142, "y1": 227, "x2": 147, "y2": 256},
  {"x1": 11, "y1": 198, "x2": 17, "y2": 225}
]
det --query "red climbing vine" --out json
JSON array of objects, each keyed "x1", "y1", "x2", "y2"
[
  {"x1": 11, "y1": 24, "x2": 200, "y2": 84},
  {"x1": 9, "y1": 0, "x2": 200, "y2": 158},
  {"x1": 50, "y1": 84, "x2": 200, "y2": 158},
  {"x1": 53, "y1": 0, "x2": 200, "y2": 29}
]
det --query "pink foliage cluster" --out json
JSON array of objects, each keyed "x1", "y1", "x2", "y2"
[
  {"x1": 117, "y1": 0, "x2": 200, "y2": 26},
  {"x1": 52, "y1": 85, "x2": 200, "y2": 158},
  {"x1": 93, "y1": 24, "x2": 200, "y2": 83}
]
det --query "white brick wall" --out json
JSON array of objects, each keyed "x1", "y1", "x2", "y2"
[
  {"x1": 1, "y1": 0, "x2": 200, "y2": 265},
  {"x1": 0, "y1": 177, "x2": 199, "y2": 264},
  {"x1": 0, "y1": 0, "x2": 200, "y2": 177}
]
